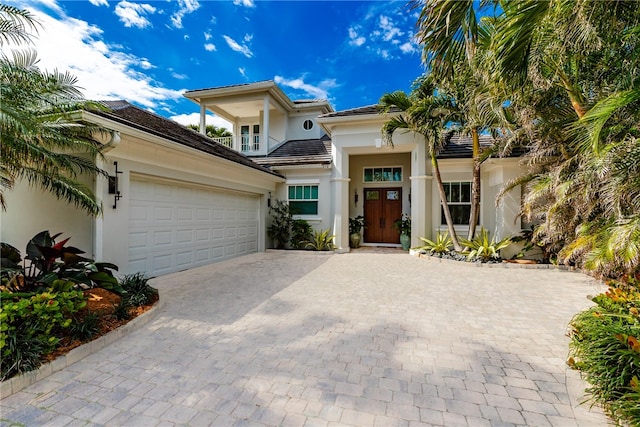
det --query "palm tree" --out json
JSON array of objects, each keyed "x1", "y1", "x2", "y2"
[
  {"x1": 379, "y1": 77, "x2": 463, "y2": 251},
  {"x1": 0, "y1": 4, "x2": 107, "y2": 215},
  {"x1": 186, "y1": 124, "x2": 232, "y2": 138}
]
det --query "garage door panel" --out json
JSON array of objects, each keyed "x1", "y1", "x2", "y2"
[{"x1": 129, "y1": 177, "x2": 259, "y2": 276}]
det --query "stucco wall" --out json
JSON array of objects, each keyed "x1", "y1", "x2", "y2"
[{"x1": 287, "y1": 112, "x2": 325, "y2": 141}]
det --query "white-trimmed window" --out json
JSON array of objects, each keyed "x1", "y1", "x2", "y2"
[
  {"x1": 363, "y1": 167, "x2": 402, "y2": 182},
  {"x1": 303, "y1": 119, "x2": 314, "y2": 131},
  {"x1": 440, "y1": 182, "x2": 473, "y2": 225},
  {"x1": 288, "y1": 184, "x2": 318, "y2": 215}
]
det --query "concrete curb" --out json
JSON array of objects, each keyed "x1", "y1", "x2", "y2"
[{"x1": 0, "y1": 294, "x2": 164, "y2": 398}]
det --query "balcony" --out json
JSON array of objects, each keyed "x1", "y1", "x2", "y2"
[{"x1": 210, "y1": 135, "x2": 261, "y2": 153}]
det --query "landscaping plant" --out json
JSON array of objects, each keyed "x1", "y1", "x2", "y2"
[
  {"x1": 568, "y1": 273, "x2": 640, "y2": 425},
  {"x1": 459, "y1": 227, "x2": 511, "y2": 261},
  {"x1": 290, "y1": 219, "x2": 313, "y2": 250},
  {"x1": 304, "y1": 229, "x2": 336, "y2": 251},
  {"x1": 417, "y1": 231, "x2": 453, "y2": 254},
  {"x1": 119, "y1": 272, "x2": 157, "y2": 307},
  {"x1": 267, "y1": 200, "x2": 293, "y2": 249}
]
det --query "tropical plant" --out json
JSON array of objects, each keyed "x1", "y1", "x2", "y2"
[
  {"x1": 349, "y1": 215, "x2": 366, "y2": 235},
  {"x1": 69, "y1": 311, "x2": 100, "y2": 341},
  {"x1": 290, "y1": 219, "x2": 313, "y2": 250},
  {"x1": 393, "y1": 214, "x2": 411, "y2": 236},
  {"x1": 0, "y1": 5, "x2": 109, "y2": 214},
  {"x1": 459, "y1": 227, "x2": 511, "y2": 261},
  {"x1": 186, "y1": 124, "x2": 232, "y2": 138},
  {"x1": 119, "y1": 272, "x2": 157, "y2": 307},
  {"x1": 0, "y1": 230, "x2": 122, "y2": 294},
  {"x1": 304, "y1": 229, "x2": 336, "y2": 251},
  {"x1": 416, "y1": 231, "x2": 453, "y2": 254},
  {"x1": 267, "y1": 200, "x2": 293, "y2": 249},
  {"x1": 379, "y1": 75, "x2": 462, "y2": 251}
]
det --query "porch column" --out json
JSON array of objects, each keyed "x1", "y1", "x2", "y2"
[
  {"x1": 331, "y1": 143, "x2": 350, "y2": 252},
  {"x1": 410, "y1": 142, "x2": 430, "y2": 247},
  {"x1": 199, "y1": 103, "x2": 206, "y2": 135},
  {"x1": 263, "y1": 96, "x2": 270, "y2": 154}
]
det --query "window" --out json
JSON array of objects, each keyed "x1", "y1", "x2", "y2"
[
  {"x1": 440, "y1": 182, "x2": 474, "y2": 225},
  {"x1": 240, "y1": 124, "x2": 260, "y2": 152},
  {"x1": 363, "y1": 167, "x2": 402, "y2": 182},
  {"x1": 303, "y1": 119, "x2": 314, "y2": 130},
  {"x1": 288, "y1": 185, "x2": 318, "y2": 215}
]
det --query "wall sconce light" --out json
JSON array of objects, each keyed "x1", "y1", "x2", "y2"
[
  {"x1": 267, "y1": 191, "x2": 272, "y2": 208},
  {"x1": 354, "y1": 189, "x2": 359, "y2": 206},
  {"x1": 108, "y1": 161, "x2": 123, "y2": 209},
  {"x1": 408, "y1": 189, "x2": 412, "y2": 205}
]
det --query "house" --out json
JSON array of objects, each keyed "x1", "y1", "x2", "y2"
[{"x1": 1, "y1": 80, "x2": 524, "y2": 277}]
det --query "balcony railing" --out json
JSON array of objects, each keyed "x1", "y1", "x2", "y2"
[
  {"x1": 210, "y1": 135, "x2": 261, "y2": 153},
  {"x1": 211, "y1": 136, "x2": 233, "y2": 149}
]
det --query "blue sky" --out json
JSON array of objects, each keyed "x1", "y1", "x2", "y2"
[{"x1": 6, "y1": 0, "x2": 426, "y2": 129}]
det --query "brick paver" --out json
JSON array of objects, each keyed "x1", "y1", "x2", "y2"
[{"x1": 0, "y1": 251, "x2": 609, "y2": 426}]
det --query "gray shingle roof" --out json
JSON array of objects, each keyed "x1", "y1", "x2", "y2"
[
  {"x1": 319, "y1": 104, "x2": 401, "y2": 118},
  {"x1": 92, "y1": 101, "x2": 283, "y2": 178},
  {"x1": 252, "y1": 136, "x2": 332, "y2": 167}
]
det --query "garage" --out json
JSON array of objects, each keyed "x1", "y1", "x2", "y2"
[{"x1": 128, "y1": 176, "x2": 259, "y2": 277}]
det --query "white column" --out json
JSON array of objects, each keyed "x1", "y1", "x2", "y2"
[
  {"x1": 93, "y1": 157, "x2": 106, "y2": 261},
  {"x1": 199, "y1": 103, "x2": 206, "y2": 135},
  {"x1": 410, "y1": 142, "x2": 430, "y2": 247},
  {"x1": 263, "y1": 96, "x2": 270, "y2": 154},
  {"x1": 331, "y1": 142, "x2": 350, "y2": 252}
]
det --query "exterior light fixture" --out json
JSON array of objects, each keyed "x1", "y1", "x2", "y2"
[
  {"x1": 108, "y1": 161, "x2": 123, "y2": 209},
  {"x1": 268, "y1": 191, "x2": 272, "y2": 208},
  {"x1": 354, "y1": 189, "x2": 359, "y2": 206}
]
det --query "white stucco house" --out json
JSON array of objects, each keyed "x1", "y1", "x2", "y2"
[{"x1": 1, "y1": 80, "x2": 524, "y2": 277}]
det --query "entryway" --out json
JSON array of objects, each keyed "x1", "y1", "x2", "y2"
[{"x1": 363, "y1": 187, "x2": 402, "y2": 244}]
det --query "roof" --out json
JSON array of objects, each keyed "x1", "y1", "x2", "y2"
[
  {"x1": 252, "y1": 136, "x2": 332, "y2": 167},
  {"x1": 92, "y1": 100, "x2": 283, "y2": 178},
  {"x1": 438, "y1": 133, "x2": 527, "y2": 159},
  {"x1": 319, "y1": 104, "x2": 401, "y2": 118}
]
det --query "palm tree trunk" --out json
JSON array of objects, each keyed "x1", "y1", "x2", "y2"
[
  {"x1": 467, "y1": 127, "x2": 481, "y2": 239},
  {"x1": 432, "y1": 150, "x2": 462, "y2": 251}
]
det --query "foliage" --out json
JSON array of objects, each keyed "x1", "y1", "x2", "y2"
[
  {"x1": 459, "y1": 227, "x2": 511, "y2": 261},
  {"x1": 304, "y1": 229, "x2": 336, "y2": 251},
  {"x1": 349, "y1": 215, "x2": 365, "y2": 235},
  {"x1": 69, "y1": 311, "x2": 100, "y2": 341},
  {"x1": 0, "y1": 6, "x2": 109, "y2": 214},
  {"x1": 393, "y1": 214, "x2": 411, "y2": 236},
  {"x1": 267, "y1": 200, "x2": 293, "y2": 249},
  {"x1": 119, "y1": 272, "x2": 157, "y2": 307},
  {"x1": 113, "y1": 299, "x2": 132, "y2": 321},
  {"x1": 417, "y1": 231, "x2": 453, "y2": 254},
  {"x1": 290, "y1": 219, "x2": 313, "y2": 250},
  {"x1": 511, "y1": 225, "x2": 557, "y2": 264},
  {"x1": 568, "y1": 274, "x2": 640, "y2": 424},
  {"x1": 0, "y1": 231, "x2": 122, "y2": 294},
  {"x1": 0, "y1": 288, "x2": 86, "y2": 380},
  {"x1": 186, "y1": 124, "x2": 232, "y2": 138}
]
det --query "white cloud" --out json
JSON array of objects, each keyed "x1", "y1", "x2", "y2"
[
  {"x1": 348, "y1": 27, "x2": 366, "y2": 47},
  {"x1": 170, "y1": 112, "x2": 233, "y2": 132},
  {"x1": 223, "y1": 35, "x2": 253, "y2": 58},
  {"x1": 400, "y1": 41, "x2": 417, "y2": 54},
  {"x1": 171, "y1": 72, "x2": 188, "y2": 80},
  {"x1": 274, "y1": 76, "x2": 337, "y2": 100},
  {"x1": 204, "y1": 43, "x2": 216, "y2": 52},
  {"x1": 379, "y1": 15, "x2": 402, "y2": 42},
  {"x1": 232, "y1": 0, "x2": 255, "y2": 8},
  {"x1": 88, "y1": 0, "x2": 109, "y2": 6},
  {"x1": 6, "y1": 7, "x2": 184, "y2": 110},
  {"x1": 239, "y1": 67, "x2": 246, "y2": 77},
  {"x1": 376, "y1": 48, "x2": 390, "y2": 60},
  {"x1": 114, "y1": 1, "x2": 156, "y2": 29},
  {"x1": 204, "y1": 31, "x2": 212, "y2": 41},
  {"x1": 243, "y1": 33, "x2": 253, "y2": 43},
  {"x1": 170, "y1": 0, "x2": 200, "y2": 29},
  {"x1": 139, "y1": 59, "x2": 155, "y2": 69}
]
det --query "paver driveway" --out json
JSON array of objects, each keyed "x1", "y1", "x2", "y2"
[{"x1": 1, "y1": 250, "x2": 609, "y2": 426}]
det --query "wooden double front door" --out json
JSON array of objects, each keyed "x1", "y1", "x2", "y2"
[{"x1": 363, "y1": 187, "x2": 402, "y2": 244}]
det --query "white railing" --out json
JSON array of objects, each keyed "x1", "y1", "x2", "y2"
[{"x1": 211, "y1": 136, "x2": 233, "y2": 149}]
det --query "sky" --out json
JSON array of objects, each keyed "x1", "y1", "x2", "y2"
[{"x1": 5, "y1": 0, "x2": 427, "y2": 130}]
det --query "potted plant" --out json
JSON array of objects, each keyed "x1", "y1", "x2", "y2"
[
  {"x1": 348, "y1": 215, "x2": 365, "y2": 248},
  {"x1": 393, "y1": 214, "x2": 411, "y2": 250}
]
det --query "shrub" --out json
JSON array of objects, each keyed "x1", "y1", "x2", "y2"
[
  {"x1": 568, "y1": 274, "x2": 640, "y2": 425},
  {"x1": 349, "y1": 216, "x2": 365, "y2": 235},
  {"x1": 0, "y1": 231, "x2": 122, "y2": 294},
  {"x1": 291, "y1": 219, "x2": 313, "y2": 249},
  {"x1": 459, "y1": 227, "x2": 511, "y2": 261},
  {"x1": 305, "y1": 229, "x2": 336, "y2": 251},
  {"x1": 0, "y1": 289, "x2": 86, "y2": 380},
  {"x1": 69, "y1": 311, "x2": 100, "y2": 341},
  {"x1": 119, "y1": 272, "x2": 157, "y2": 307},
  {"x1": 417, "y1": 232, "x2": 453, "y2": 254},
  {"x1": 267, "y1": 200, "x2": 293, "y2": 249}
]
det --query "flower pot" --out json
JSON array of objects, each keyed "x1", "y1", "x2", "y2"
[
  {"x1": 400, "y1": 233, "x2": 410, "y2": 250},
  {"x1": 350, "y1": 232, "x2": 361, "y2": 248}
]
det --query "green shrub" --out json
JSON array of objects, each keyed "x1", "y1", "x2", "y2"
[
  {"x1": 304, "y1": 229, "x2": 336, "y2": 251},
  {"x1": 0, "y1": 289, "x2": 86, "y2": 380},
  {"x1": 290, "y1": 219, "x2": 313, "y2": 249},
  {"x1": 267, "y1": 200, "x2": 293, "y2": 249},
  {"x1": 113, "y1": 300, "x2": 132, "y2": 320},
  {"x1": 459, "y1": 227, "x2": 511, "y2": 261},
  {"x1": 417, "y1": 231, "x2": 453, "y2": 254},
  {"x1": 69, "y1": 311, "x2": 100, "y2": 341},
  {"x1": 568, "y1": 274, "x2": 640, "y2": 425},
  {"x1": 119, "y1": 272, "x2": 157, "y2": 307}
]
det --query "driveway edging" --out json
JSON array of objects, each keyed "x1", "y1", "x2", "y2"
[{"x1": 0, "y1": 295, "x2": 164, "y2": 399}]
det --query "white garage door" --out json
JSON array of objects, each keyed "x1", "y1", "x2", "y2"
[{"x1": 128, "y1": 176, "x2": 259, "y2": 276}]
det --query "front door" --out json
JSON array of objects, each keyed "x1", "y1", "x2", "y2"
[{"x1": 363, "y1": 188, "x2": 402, "y2": 244}]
